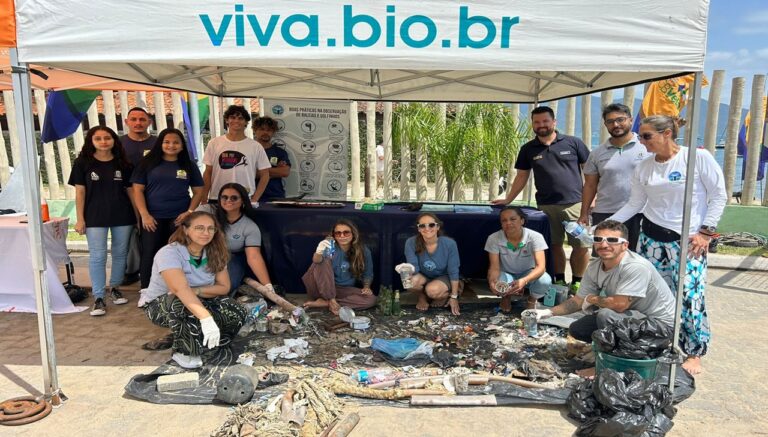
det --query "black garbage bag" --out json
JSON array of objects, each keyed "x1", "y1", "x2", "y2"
[
  {"x1": 592, "y1": 318, "x2": 672, "y2": 359},
  {"x1": 567, "y1": 369, "x2": 676, "y2": 437},
  {"x1": 652, "y1": 360, "x2": 696, "y2": 404}
]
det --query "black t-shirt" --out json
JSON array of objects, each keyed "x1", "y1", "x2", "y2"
[
  {"x1": 68, "y1": 157, "x2": 136, "y2": 227},
  {"x1": 260, "y1": 145, "x2": 291, "y2": 200},
  {"x1": 515, "y1": 132, "x2": 590, "y2": 205},
  {"x1": 121, "y1": 135, "x2": 157, "y2": 167}
]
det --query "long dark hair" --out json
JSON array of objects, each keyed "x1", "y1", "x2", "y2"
[
  {"x1": 78, "y1": 126, "x2": 130, "y2": 170},
  {"x1": 329, "y1": 219, "x2": 366, "y2": 280},
  {"x1": 137, "y1": 128, "x2": 196, "y2": 174},
  {"x1": 213, "y1": 183, "x2": 259, "y2": 231},
  {"x1": 169, "y1": 211, "x2": 230, "y2": 273},
  {"x1": 414, "y1": 212, "x2": 444, "y2": 254}
]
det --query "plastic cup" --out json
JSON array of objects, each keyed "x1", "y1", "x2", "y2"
[{"x1": 400, "y1": 270, "x2": 413, "y2": 289}]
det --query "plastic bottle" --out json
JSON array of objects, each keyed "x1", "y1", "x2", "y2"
[
  {"x1": 562, "y1": 221, "x2": 593, "y2": 245},
  {"x1": 349, "y1": 368, "x2": 404, "y2": 384},
  {"x1": 324, "y1": 237, "x2": 336, "y2": 258},
  {"x1": 41, "y1": 198, "x2": 50, "y2": 222}
]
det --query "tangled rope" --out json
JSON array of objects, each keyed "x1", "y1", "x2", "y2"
[{"x1": 717, "y1": 232, "x2": 767, "y2": 248}]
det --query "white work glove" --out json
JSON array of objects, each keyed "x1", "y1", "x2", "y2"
[
  {"x1": 532, "y1": 309, "x2": 552, "y2": 321},
  {"x1": 315, "y1": 239, "x2": 332, "y2": 255},
  {"x1": 200, "y1": 316, "x2": 220, "y2": 349},
  {"x1": 582, "y1": 296, "x2": 598, "y2": 314},
  {"x1": 395, "y1": 263, "x2": 415, "y2": 274}
]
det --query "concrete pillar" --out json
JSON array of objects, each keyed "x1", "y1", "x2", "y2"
[
  {"x1": 349, "y1": 101, "x2": 361, "y2": 199},
  {"x1": 383, "y1": 102, "x2": 394, "y2": 200},
  {"x1": 599, "y1": 90, "x2": 613, "y2": 143},
  {"x1": 153, "y1": 92, "x2": 167, "y2": 131},
  {"x1": 365, "y1": 102, "x2": 377, "y2": 196},
  {"x1": 742, "y1": 74, "x2": 766, "y2": 205},
  {"x1": 33, "y1": 89, "x2": 61, "y2": 199},
  {"x1": 703, "y1": 70, "x2": 726, "y2": 155},
  {"x1": 565, "y1": 98, "x2": 576, "y2": 136},
  {"x1": 434, "y1": 103, "x2": 448, "y2": 201},
  {"x1": 101, "y1": 90, "x2": 118, "y2": 132},
  {"x1": 723, "y1": 77, "x2": 745, "y2": 204},
  {"x1": 581, "y1": 94, "x2": 592, "y2": 149}
]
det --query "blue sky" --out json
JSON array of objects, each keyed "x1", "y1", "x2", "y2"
[{"x1": 704, "y1": 0, "x2": 768, "y2": 105}]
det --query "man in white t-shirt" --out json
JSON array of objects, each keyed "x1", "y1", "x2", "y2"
[
  {"x1": 202, "y1": 105, "x2": 271, "y2": 203},
  {"x1": 533, "y1": 220, "x2": 675, "y2": 347}
]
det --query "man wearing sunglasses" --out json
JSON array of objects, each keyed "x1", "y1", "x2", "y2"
[
  {"x1": 533, "y1": 220, "x2": 675, "y2": 353},
  {"x1": 578, "y1": 104, "x2": 649, "y2": 251}
]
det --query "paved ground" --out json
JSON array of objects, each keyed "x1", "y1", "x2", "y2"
[{"x1": 1, "y1": 255, "x2": 767, "y2": 436}]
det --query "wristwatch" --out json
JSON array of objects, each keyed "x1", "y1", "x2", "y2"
[{"x1": 699, "y1": 225, "x2": 717, "y2": 235}]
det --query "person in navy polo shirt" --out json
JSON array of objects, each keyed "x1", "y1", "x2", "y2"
[
  {"x1": 253, "y1": 116, "x2": 291, "y2": 200},
  {"x1": 132, "y1": 128, "x2": 205, "y2": 289},
  {"x1": 493, "y1": 106, "x2": 591, "y2": 294}
]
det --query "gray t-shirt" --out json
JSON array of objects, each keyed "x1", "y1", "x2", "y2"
[
  {"x1": 139, "y1": 242, "x2": 215, "y2": 305},
  {"x1": 484, "y1": 228, "x2": 548, "y2": 274},
  {"x1": 578, "y1": 251, "x2": 675, "y2": 327},
  {"x1": 583, "y1": 134, "x2": 650, "y2": 213},
  {"x1": 197, "y1": 205, "x2": 262, "y2": 252}
]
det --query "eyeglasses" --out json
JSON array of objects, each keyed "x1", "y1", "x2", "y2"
[
  {"x1": 219, "y1": 195, "x2": 241, "y2": 202},
  {"x1": 593, "y1": 236, "x2": 628, "y2": 245},
  {"x1": 604, "y1": 116, "x2": 629, "y2": 125},
  {"x1": 333, "y1": 230, "x2": 352, "y2": 237},
  {"x1": 416, "y1": 222, "x2": 439, "y2": 229},
  {"x1": 639, "y1": 132, "x2": 659, "y2": 141},
  {"x1": 191, "y1": 225, "x2": 217, "y2": 234}
]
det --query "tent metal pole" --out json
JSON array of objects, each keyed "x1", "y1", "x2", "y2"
[
  {"x1": 9, "y1": 48, "x2": 65, "y2": 406},
  {"x1": 668, "y1": 71, "x2": 704, "y2": 391},
  {"x1": 189, "y1": 92, "x2": 203, "y2": 162}
]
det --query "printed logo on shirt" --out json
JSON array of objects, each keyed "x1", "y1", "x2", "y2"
[
  {"x1": 668, "y1": 171, "x2": 684, "y2": 182},
  {"x1": 340, "y1": 261, "x2": 350, "y2": 273},
  {"x1": 114, "y1": 170, "x2": 123, "y2": 181},
  {"x1": 520, "y1": 248, "x2": 531, "y2": 257},
  {"x1": 218, "y1": 150, "x2": 248, "y2": 169},
  {"x1": 559, "y1": 151, "x2": 572, "y2": 156},
  {"x1": 176, "y1": 170, "x2": 188, "y2": 179},
  {"x1": 143, "y1": 149, "x2": 151, "y2": 156},
  {"x1": 232, "y1": 234, "x2": 241, "y2": 240},
  {"x1": 90, "y1": 171, "x2": 100, "y2": 181},
  {"x1": 423, "y1": 260, "x2": 437, "y2": 272},
  {"x1": 270, "y1": 156, "x2": 279, "y2": 166},
  {"x1": 532, "y1": 154, "x2": 544, "y2": 161}
]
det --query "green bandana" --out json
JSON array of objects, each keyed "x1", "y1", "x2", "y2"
[
  {"x1": 506, "y1": 241, "x2": 525, "y2": 251},
  {"x1": 189, "y1": 255, "x2": 208, "y2": 268}
]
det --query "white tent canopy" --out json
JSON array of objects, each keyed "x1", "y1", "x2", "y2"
[
  {"x1": 15, "y1": 0, "x2": 709, "y2": 101},
  {"x1": 8, "y1": 0, "x2": 710, "y2": 403}
]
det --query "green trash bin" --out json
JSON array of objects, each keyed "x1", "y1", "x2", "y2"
[{"x1": 593, "y1": 343, "x2": 658, "y2": 379}]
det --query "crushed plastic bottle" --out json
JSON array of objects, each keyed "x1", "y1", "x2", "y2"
[{"x1": 349, "y1": 368, "x2": 404, "y2": 384}]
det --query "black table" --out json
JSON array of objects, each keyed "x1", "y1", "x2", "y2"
[{"x1": 253, "y1": 202, "x2": 552, "y2": 294}]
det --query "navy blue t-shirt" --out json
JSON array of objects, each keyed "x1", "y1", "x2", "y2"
[
  {"x1": 260, "y1": 145, "x2": 291, "y2": 200},
  {"x1": 68, "y1": 157, "x2": 136, "y2": 227},
  {"x1": 514, "y1": 132, "x2": 590, "y2": 205},
  {"x1": 121, "y1": 135, "x2": 157, "y2": 167},
  {"x1": 131, "y1": 160, "x2": 204, "y2": 218}
]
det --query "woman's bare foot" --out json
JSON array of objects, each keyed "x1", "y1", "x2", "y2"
[
  {"x1": 328, "y1": 299, "x2": 341, "y2": 315},
  {"x1": 576, "y1": 367, "x2": 596, "y2": 378},
  {"x1": 303, "y1": 298, "x2": 329, "y2": 309},
  {"x1": 416, "y1": 295, "x2": 429, "y2": 312},
  {"x1": 499, "y1": 296, "x2": 512, "y2": 313},
  {"x1": 682, "y1": 356, "x2": 703, "y2": 376}
]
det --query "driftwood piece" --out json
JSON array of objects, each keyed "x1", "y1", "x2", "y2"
[{"x1": 328, "y1": 412, "x2": 360, "y2": 437}]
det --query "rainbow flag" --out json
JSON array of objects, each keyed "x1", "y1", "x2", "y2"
[
  {"x1": 179, "y1": 94, "x2": 210, "y2": 160},
  {"x1": 41, "y1": 90, "x2": 100, "y2": 142}
]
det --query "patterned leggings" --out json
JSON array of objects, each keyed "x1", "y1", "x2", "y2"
[
  {"x1": 637, "y1": 232, "x2": 710, "y2": 357},
  {"x1": 145, "y1": 295, "x2": 247, "y2": 356}
]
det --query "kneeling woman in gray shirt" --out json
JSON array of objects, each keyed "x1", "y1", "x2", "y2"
[
  {"x1": 404, "y1": 213, "x2": 462, "y2": 316},
  {"x1": 140, "y1": 211, "x2": 246, "y2": 369}
]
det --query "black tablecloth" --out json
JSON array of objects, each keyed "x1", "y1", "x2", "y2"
[{"x1": 252, "y1": 202, "x2": 552, "y2": 293}]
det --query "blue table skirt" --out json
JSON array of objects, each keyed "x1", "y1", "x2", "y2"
[{"x1": 252, "y1": 202, "x2": 552, "y2": 294}]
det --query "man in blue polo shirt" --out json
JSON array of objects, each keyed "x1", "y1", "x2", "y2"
[
  {"x1": 493, "y1": 106, "x2": 591, "y2": 293},
  {"x1": 578, "y1": 103, "x2": 650, "y2": 251},
  {"x1": 253, "y1": 116, "x2": 291, "y2": 200}
]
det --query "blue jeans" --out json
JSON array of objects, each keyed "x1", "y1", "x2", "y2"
[
  {"x1": 85, "y1": 225, "x2": 133, "y2": 298},
  {"x1": 498, "y1": 269, "x2": 552, "y2": 298},
  {"x1": 227, "y1": 252, "x2": 255, "y2": 296}
]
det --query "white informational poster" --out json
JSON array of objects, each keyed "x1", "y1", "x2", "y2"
[{"x1": 263, "y1": 98, "x2": 349, "y2": 199}]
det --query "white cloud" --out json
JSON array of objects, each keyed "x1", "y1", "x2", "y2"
[
  {"x1": 743, "y1": 10, "x2": 768, "y2": 24},
  {"x1": 733, "y1": 27, "x2": 768, "y2": 35},
  {"x1": 708, "y1": 51, "x2": 734, "y2": 61},
  {"x1": 756, "y1": 48, "x2": 768, "y2": 59}
]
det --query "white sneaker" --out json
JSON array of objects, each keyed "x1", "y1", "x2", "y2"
[
  {"x1": 90, "y1": 298, "x2": 106, "y2": 316},
  {"x1": 172, "y1": 352, "x2": 203, "y2": 369},
  {"x1": 110, "y1": 288, "x2": 128, "y2": 305}
]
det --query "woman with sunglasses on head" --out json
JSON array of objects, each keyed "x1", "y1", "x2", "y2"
[
  {"x1": 404, "y1": 213, "x2": 461, "y2": 316},
  {"x1": 302, "y1": 219, "x2": 377, "y2": 314},
  {"x1": 198, "y1": 183, "x2": 273, "y2": 296},
  {"x1": 605, "y1": 115, "x2": 727, "y2": 376},
  {"x1": 485, "y1": 206, "x2": 552, "y2": 312},
  {"x1": 132, "y1": 128, "x2": 205, "y2": 289},
  {"x1": 68, "y1": 126, "x2": 136, "y2": 316},
  {"x1": 140, "y1": 211, "x2": 246, "y2": 369}
]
